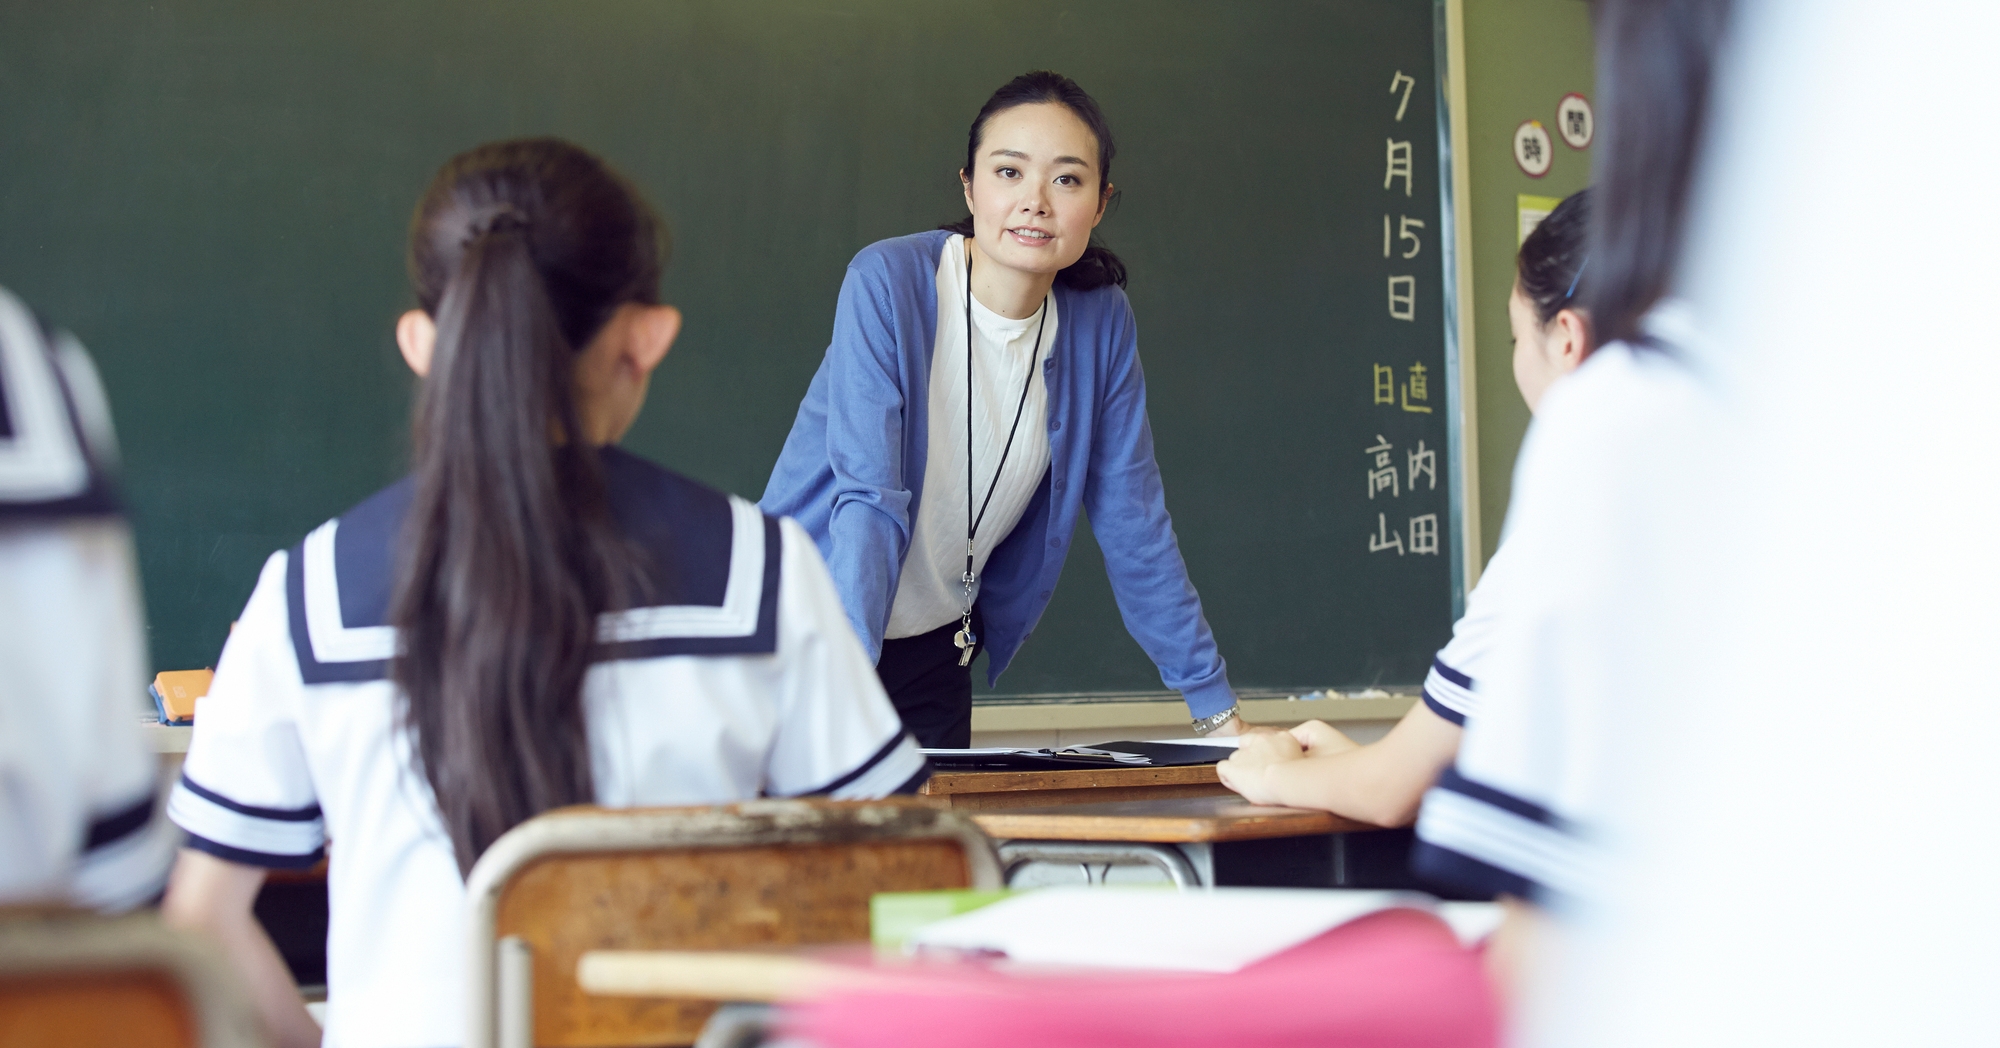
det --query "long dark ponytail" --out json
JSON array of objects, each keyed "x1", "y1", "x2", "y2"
[
  {"x1": 941, "y1": 70, "x2": 1127, "y2": 291},
  {"x1": 1583, "y1": 0, "x2": 1733, "y2": 348},
  {"x1": 394, "y1": 138, "x2": 664, "y2": 876}
]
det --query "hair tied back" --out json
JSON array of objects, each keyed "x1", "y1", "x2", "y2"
[{"x1": 462, "y1": 203, "x2": 531, "y2": 248}]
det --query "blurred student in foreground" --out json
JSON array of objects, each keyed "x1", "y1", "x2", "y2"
[
  {"x1": 1519, "y1": 1, "x2": 2000, "y2": 1045},
  {"x1": 1216, "y1": 187, "x2": 1593, "y2": 828},
  {"x1": 0, "y1": 286, "x2": 179, "y2": 911},
  {"x1": 160, "y1": 139, "x2": 926, "y2": 1048}
]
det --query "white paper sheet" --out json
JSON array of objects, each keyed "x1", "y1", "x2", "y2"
[{"x1": 904, "y1": 887, "x2": 1434, "y2": 973}]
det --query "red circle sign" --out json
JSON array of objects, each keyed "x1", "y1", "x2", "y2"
[
  {"x1": 1557, "y1": 93, "x2": 1595, "y2": 149},
  {"x1": 1514, "y1": 120, "x2": 1553, "y2": 177}
]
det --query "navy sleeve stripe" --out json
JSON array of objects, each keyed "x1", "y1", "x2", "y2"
[
  {"x1": 82, "y1": 794, "x2": 155, "y2": 852},
  {"x1": 1435, "y1": 766, "x2": 1563, "y2": 828},
  {"x1": 178, "y1": 772, "x2": 322, "y2": 822},
  {"x1": 1420, "y1": 687, "x2": 1467, "y2": 726},
  {"x1": 1410, "y1": 838, "x2": 1534, "y2": 901},
  {"x1": 1430, "y1": 656, "x2": 1473, "y2": 690},
  {"x1": 804, "y1": 728, "x2": 916, "y2": 796},
  {"x1": 184, "y1": 832, "x2": 326, "y2": 871},
  {"x1": 889, "y1": 763, "x2": 933, "y2": 797},
  {"x1": 802, "y1": 731, "x2": 910, "y2": 797}
]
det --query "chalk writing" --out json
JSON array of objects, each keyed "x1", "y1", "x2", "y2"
[
  {"x1": 1389, "y1": 71, "x2": 1416, "y2": 122},
  {"x1": 1402, "y1": 363, "x2": 1431, "y2": 413},
  {"x1": 1369, "y1": 513, "x2": 1406, "y2": 555},
  {"x1": 1409, "y1": 514, "x2": 1439, "y2": 555},
  {"x1": 1384, "y1": 140, "x2": 1413, "y2": 196},
  {"x1": 1388, "y1": 276, "x2": 1416, "y2": 321},
  {"x1": 1366, "y1": 436, "x2": 1399, "y2": 499},
  {"x1": 1408, "y1": 439, "x2": 1436, "y2": 489}
]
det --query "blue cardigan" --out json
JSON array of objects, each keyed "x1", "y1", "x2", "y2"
[{"x1": 759, "y1": 230, "x2": 1235, "y2": 718}]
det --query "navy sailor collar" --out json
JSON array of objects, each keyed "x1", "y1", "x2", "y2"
[{"x1": 285, "y1": 446, "x2": 781, "y2": 685}]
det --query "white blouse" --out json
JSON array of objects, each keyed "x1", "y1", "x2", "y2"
[{"x1": 886, "y1": 234, "x2": 1058, "y2": 639}]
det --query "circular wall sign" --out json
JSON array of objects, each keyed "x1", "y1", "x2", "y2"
[
  {"x1": 1513, "y1": 119, "x2": 1553, "y2": 177},
  {"x1": 1557, "y1": 92, "x2": 1595, "y2": 149}
]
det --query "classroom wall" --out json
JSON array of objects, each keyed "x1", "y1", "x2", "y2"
[{"x1": 1461, "y1": 0, "x2": 1595, "y2": 564}]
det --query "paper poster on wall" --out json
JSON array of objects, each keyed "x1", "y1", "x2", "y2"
[
  {"x1": 1518, "y1": 194, "x2": 1563, "y2": 244},
  {"x1": 1513, "y1": 120, "x2": 1553, "y2": 177}
]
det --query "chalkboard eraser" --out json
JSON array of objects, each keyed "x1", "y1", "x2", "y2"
[{"x1": 150, "y1": 668, "x2": 212, "y2": 725}]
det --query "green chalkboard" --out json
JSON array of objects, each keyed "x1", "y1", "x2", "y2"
[{"x1": 0, "y1": 0, "x2": 1462, "y2": 698}]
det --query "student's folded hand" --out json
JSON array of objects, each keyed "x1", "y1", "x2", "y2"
[
  {"x1": 1288, "y1": 719, "x2": 1361, "y2": 757},
  {"x1": 1216, "y1": 730, "x2": 1306, "y2": 804}
]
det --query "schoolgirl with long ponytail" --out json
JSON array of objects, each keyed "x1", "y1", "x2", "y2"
[
  {"x1": 162, "y1": 139, "x2": 925, "y2": 1048},
  {"x1": 394, "y1": 140, "x2": 663, "y2": 875}
]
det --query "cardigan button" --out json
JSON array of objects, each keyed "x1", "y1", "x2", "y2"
[
  {"x1": 1049, "y1": 537, "x2": 1062, "y2": 548},
  {"x1": 1049, "y1": 419, "x2": 1062, "y2": 432}
]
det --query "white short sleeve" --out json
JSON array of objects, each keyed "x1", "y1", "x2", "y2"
[
  {"x1": 763, "y1": 518, "x2": 928, "y2": 798},
  {"x1": 1414, "y1": 338, "x2": 1715, "y2": 902},
  {"x1": 0, "y1": 520, "x2": 178, "y2": 911},
  {"x1": 1420, "y1": 541, "x2": 1524, "y2": 726},
  {"x1": 167, "y1": 551, "x2": 327, "y2": 868}
]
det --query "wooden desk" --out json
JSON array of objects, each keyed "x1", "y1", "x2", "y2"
[
  {"x1": 968, "y1": 795, "x2": 1372, "y2": 842},
  {"x1": 966, "y1": 795, "x2": 1421, "y2": 892},
  {"x1": 918, "y1": 765, "x2": 1233, "y2": 811}
]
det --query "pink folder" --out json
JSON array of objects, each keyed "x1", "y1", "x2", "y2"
[{"x1": 784, "y1": 908, "x2": 1497, "y2": 1048}]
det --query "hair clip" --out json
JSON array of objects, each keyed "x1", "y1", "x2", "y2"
[{"x1": 1564, "y1": 255, "x2": 1590, "y2": 300}]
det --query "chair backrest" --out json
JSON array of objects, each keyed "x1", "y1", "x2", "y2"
[
  {"x1": 0, "y1": 909, "x2": 266, "y2": 1048},
  {"x1": 464, "y1": 798, "x2": 1002, "y2": 1048}
]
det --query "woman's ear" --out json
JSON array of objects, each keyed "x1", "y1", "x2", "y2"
[
  {"x1": 1092, "y1": 181, "x2": 1115, "y2": 227},
  {"x1": 395, "y1": 310, "x2": 436, "y2": 377},
  {"x1": 961, "y1": 169, "x2": 975, "y2": 213},
  {"x1": 626, "y1": 305, "x2": 682, "y2": 379},
  {"x1": 1551, "y1": 307, "x2": 1592, "y2": 374}
]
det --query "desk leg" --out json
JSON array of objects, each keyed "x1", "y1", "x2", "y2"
[
  {"x1": 1175, "y1": 843, "x2": 1214, "y2": 887},
  {"x1": 995, "y1": 841, "x2": 1204, "y2": 889}
]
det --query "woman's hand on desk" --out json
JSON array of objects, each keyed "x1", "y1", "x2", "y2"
[{"x1": 1200, "y1": 712, "x2": 1280, "y2": 736}]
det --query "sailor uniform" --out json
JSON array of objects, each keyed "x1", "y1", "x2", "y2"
[
  {"x1": 168, "y1": 445, "x2": 927, "y2": 1048},
  {"x1": 1413, "y1": 318, "x2": 1704, "y2": 903},
  {"x1": 0, "y1": 285, "x2": 178, "y2": 911},
  {"x1": 1417, "y1": 542, "x2": 1523, "y2": 728}
]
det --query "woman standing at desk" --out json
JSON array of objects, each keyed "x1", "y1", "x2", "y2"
[{"x1": 761, "y1": 71, "x2": 1238, "y2": 747}]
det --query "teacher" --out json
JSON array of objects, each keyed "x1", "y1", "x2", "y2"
[{"x1": 760, "y1": 70, "x2": 1239, "y2": 747}]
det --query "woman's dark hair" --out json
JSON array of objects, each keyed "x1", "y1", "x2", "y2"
[
  {"x1": 394, "y1": 138, "x2": 664, "y2": 876},
  {"x1": 1584, "y1": 0, "x2": 1733, "y2": 348},
  {"x1": 1517, "y1": 189, "x2": 1592, "y2": 325},
  {"x1": 940, "y1": 70, "x2": 1127, "y2": 290}
]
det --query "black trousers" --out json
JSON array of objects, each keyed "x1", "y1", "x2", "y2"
[{"x1": 875, "y1": 608, "x2": 983, "y2": 749}]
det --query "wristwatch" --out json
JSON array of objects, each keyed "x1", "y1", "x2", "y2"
[{"x1": 1190, "y1": 704, "x2": 1242, "y2": 736}]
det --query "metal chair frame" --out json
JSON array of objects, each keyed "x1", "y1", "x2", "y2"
[
  {"x1": 0, "y1": 909, "x2": 267, "y2": 1048},
  {"x1": 463, "y1": 798, "x2": 1002, "y2": 1048}
]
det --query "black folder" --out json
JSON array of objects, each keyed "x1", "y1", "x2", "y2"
[{"x1": 921, "y1": 740, "x2": 1235, "y2": 771}]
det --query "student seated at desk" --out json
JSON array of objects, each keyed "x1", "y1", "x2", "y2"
[
  {"x1": 160, "y1": 139, "x2": 928, "y2": 1048},
  {"x1": 0, "y1": 286, "x2": 179, "y2": 911},
  {"x1": 1215, "y1": 189, "x2": 1594, "y2": 827}
]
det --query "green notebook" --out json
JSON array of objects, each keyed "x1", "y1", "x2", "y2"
[{"x1": 870, "y1": 889, "x2": 1016, "y2": 949}]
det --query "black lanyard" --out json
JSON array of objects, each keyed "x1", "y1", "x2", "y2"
[{"x1": 954, "y1": 244, "x2": 1048, "y2": 665}]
